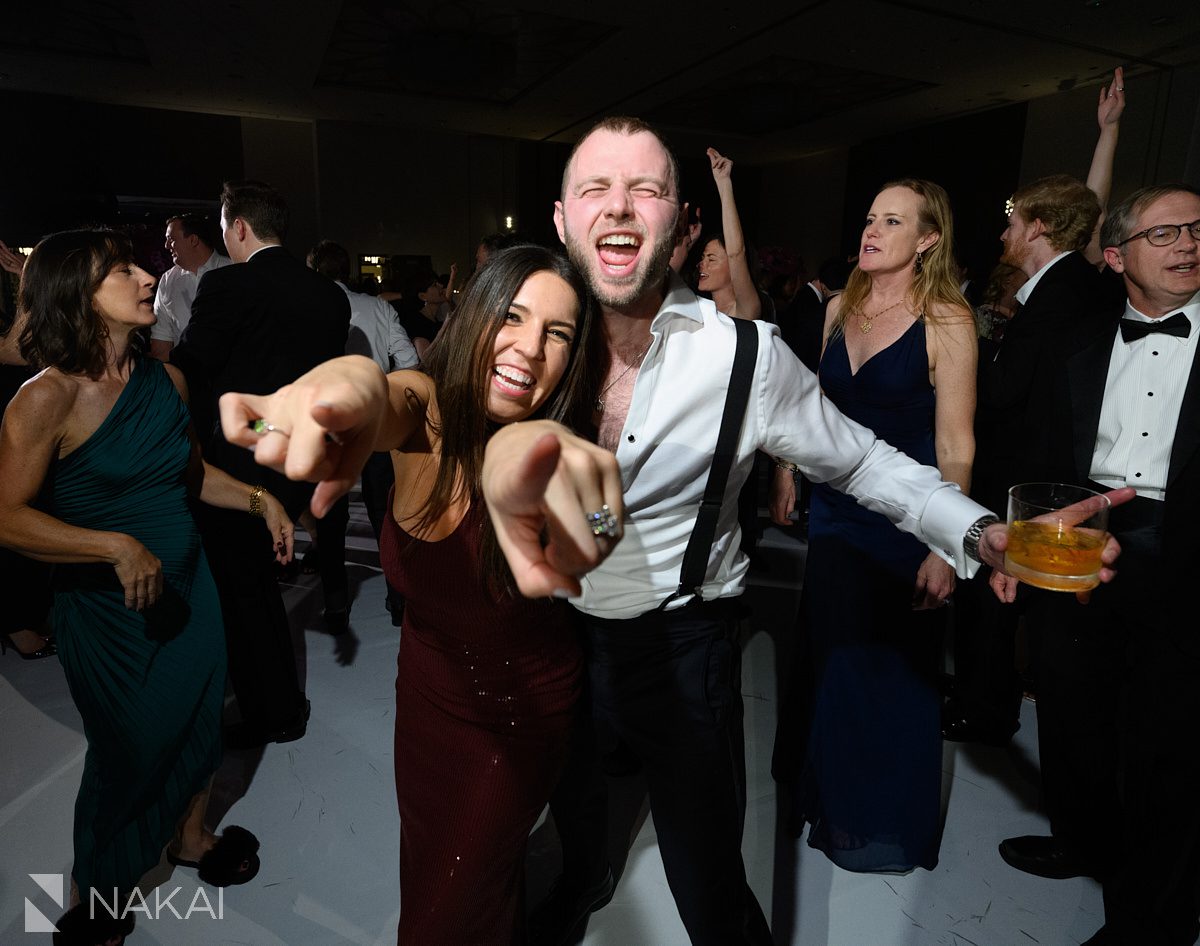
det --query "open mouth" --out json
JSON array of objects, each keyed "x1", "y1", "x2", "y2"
[
  {"x1": 492, "y1": 365, "x2": 534, "y2": 395},
  {"x1": 597, "y1": 233, "x2": 641, "y2": 275},
  {"x1": 1167, "y1": 262, "x2": 1197, "y2": 274}
]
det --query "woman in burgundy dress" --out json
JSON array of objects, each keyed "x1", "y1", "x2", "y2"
[{"x1": 221, "y1": 245, "x2": 605, "y2": 944}]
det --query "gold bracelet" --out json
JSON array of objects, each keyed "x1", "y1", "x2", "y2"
[
  {"x1": 773, "y1": 457, "x2": 802, "y2": 474},
  {"x1": 249, "y1": 485, "x2": 265, "y2": 518}
]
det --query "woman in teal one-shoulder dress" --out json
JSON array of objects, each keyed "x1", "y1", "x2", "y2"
[{"x1": 0, "y1": 230, "x2": 294, "y2": 945}]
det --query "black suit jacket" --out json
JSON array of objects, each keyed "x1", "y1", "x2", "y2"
[
  {"x1": 171, "y1": 245, "x2": 350, "y2": 508},
  {"x1": 1044, "y1": 322, "x2": 1200, "y2": 612},
  {"x1": 779, "y1": 283, "x2": 825, "y2": 373},
  {"x1": 973, "y1": 252, "x2": 1123, "y2": 514}
]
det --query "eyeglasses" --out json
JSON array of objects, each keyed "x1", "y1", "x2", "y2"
[{"x1": 1116, "y1": 219, "x2": 1200, "y2": 248}]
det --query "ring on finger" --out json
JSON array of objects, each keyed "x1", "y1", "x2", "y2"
[
  {"x1": 586, "y1": 503, "x2": 620, "y2": 539},
  {"x1": 249, "y1": 418, "x2": 291, "y2": 437}
]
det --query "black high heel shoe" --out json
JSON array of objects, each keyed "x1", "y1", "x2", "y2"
[{"x1": 1, "y1": 632, "x2": 57, "y2": 660}]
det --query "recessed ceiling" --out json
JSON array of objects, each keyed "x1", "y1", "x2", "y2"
[{"x1": 0, "y1": 0, "x2": 1196, "y2": 162}]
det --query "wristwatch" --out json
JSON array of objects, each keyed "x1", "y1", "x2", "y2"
[{"x1": 963, "y1": 514, "x2": 1000, "y2": 563}]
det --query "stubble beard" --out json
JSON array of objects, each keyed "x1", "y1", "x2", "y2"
[
  {"x1": 564, "y1": 224, "x2": 676, "y2": 311},
  {"x1": 998, "y1": 242, "x2": 1024, "y2": 271}
]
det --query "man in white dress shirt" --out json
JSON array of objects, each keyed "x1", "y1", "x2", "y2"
[
  {"x1": 490, "y1": 116, "x2": 1068, "y2": 946},
  {"x1": 150, "y1": 213, "x2": 230, "y2": 361}
]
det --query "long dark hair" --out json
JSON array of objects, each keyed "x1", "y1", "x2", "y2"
[
  {"x1": 416, "y1": 244, "x2": 599, "y2": 593},
  {"x1": 19, "y1": 229, "x2": 141, "y2": 378}
]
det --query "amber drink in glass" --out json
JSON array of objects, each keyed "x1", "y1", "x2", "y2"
[{"x1": 1005, "y1": 483, "x2": 1110, "y2": 592}]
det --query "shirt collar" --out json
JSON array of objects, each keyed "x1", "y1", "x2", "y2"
[
  {"x1": 1014, "y1": 250, "x2": 1073, "y2": 306},
  {"x1": 195, "y1": 251, "x2": 228, "y2": 276},
  {"x1": 651, "y1": 270, "x2": 706, "y2": 331},
  {"x1": 1123, "y1": 289, "x2": 1200, "y2": 324},
  {"x1": 246, "y1": 244, "x2": 281, "y2": 262}
]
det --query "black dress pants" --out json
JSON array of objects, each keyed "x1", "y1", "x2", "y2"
[
  {"x1": 1025, "y1": 509, "x2": 1200, "y2": 945},
  {"x1": 312, "y1": 493, "x2": 349, "y2": 613},
  {"x1": 360, "y1": 450, "x2": 404, "y2": 612},
  {"x1": 198, "y1": 503, "x2": 305, "y2": 732},
  {"x1": 949, "y1": 567, "x2": 1024, "y2": 734},
  {"x1": 549, "y1": 599, "x2": 773, "y2": 946}
]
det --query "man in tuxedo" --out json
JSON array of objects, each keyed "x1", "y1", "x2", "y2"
[
  {"x1": 946, "y1": 175, "x2": 1121, "y2": 747},
  {"x1": 1003, "y1": 183, "x2": 1200, "y2": 945},
  {"x1": 171, "y1": 180, "x2": 349, "y2": 746}
]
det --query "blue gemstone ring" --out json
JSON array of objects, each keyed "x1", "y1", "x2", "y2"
[{"x1": 587, "y1": 504, "x2": 619, "y2": 538}]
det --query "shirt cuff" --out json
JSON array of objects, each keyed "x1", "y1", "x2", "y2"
[{"x1": 921, "y1": 487, "x2": 997, "y2": 579}]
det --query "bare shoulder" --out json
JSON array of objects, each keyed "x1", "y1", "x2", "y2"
[
  {"x1": 926, "y1": 302, "x2": 978, "y2": 375},
  {"x1": 387, "y1": 368, "x2": 435, "y2": 408},
  {"x1": 927, "y1": 302, "x2": 977, "y2": 341},
  {"x1": 162, "y1": 362, "x2": 188, "y2": 401},
  {"x1": 385, "y1": 367, "x2": 437, "y2": 448},
  {"x1": 2, "y1": 369, "x2": 76, "y2": 444},
  {"x1": 927, "y1": 300, "x2": 974, "y2": 326}
]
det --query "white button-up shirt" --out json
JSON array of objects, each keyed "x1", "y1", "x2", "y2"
[
  {"x1": 337, "y1": 281, "x2": 419, "y2": 372},
  {"x1": 574, "y1": 274, "x2": 992, "y2": 619},
  {"x1": 151, "y1": 251, "x2": 231, "y2": 344},
  {"x1": 1091, "y1": 291, "x2": 1200, "y2": 500}
]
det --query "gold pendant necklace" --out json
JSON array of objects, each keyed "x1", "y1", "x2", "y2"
[
  {"x1": 858, "y1": 298, "x2": 907, "y2": 334},
  {"x1": 595, "y1": 341, "x2": 652, "y2": 412}
]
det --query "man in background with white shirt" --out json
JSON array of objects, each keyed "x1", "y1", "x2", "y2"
[
  {"x1": 307, "y1": 240, "x2": 418, "y2": 625},
  {"x1": 150, "y1": 213, "x2": 230, "y2": 361},
  {"x1": 1001, "y1": 184, "x2": 1200, "y2": 946}
]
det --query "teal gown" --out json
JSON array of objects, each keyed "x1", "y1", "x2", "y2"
[{"x1": 46, "y1": 356, "x2": 225, "y2": 899}]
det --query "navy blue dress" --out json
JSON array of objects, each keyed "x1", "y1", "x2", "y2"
[{"x1": 796, "y1": 319, "x2": 945, "y2": 872}]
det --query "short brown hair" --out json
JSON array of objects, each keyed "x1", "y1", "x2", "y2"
[
  {"x1": 167, "y1": 212, "x2": 217, "y2": 249},
  {"x1": 220, "y1": 180, "x2": 288, "y2": 243},
  {"x1": 1011, "y1": 175, "x2": 1099, "y2": 253},
  {"x1": 561, "y1": 116, "x2": 680, "y2": 201},
  {"x1": 1100, "y1": 182, "x2": 1200, "y2": 249},
  {"x1": 307, "y1": 240, "x2": 351, "y2": 283}
]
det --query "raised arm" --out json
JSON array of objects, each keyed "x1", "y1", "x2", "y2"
[
  {"x1": 707, "y1": 148, "x2": 761, "y2": 320},
  {"x1": 218, "y1": 354, "x2": 428, "y2": 516},
  {"x1": 0, "y1": 240, "x2": 27, "y2": 276},
  {"x1": 669, "y1": 203, "x2": 703, "y2": 275},
  {"x1": 0, "y1": 305, "x2": 28, "y2": 366},
  {"x1": 1084, "y1": 66, "x2": 1126, "y2": 264}
]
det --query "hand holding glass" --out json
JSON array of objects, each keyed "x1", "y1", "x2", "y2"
[{"x1": 1004, "y1": 483, "x2": 1111, "y2": 592}]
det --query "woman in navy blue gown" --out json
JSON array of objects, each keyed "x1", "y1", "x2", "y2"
[{"x1": 775, "y1": 179, "x2": 977, "y2": 872}]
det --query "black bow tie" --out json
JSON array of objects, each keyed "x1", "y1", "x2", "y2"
[
  {"x1": 1113, "y1": 312, "x2": 1190, "y2": 340},
  {"x1": 1120, "y1": 312, "x2": 1191, "y2": 343}
]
